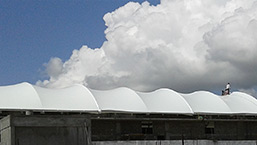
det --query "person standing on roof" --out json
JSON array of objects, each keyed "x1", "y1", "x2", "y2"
[{"x1": 225, "y1": 83, "x2": 230, "y2": 95}]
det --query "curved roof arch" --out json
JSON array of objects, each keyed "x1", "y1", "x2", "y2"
[
  {"x1": 33, "y1": 84, "x2": 100, "y2": 112},
  {"x1": 137, "y1": 88, "x2": 193, "y2": 114},
  {"x1": 90, "y1": 87, "x2": 148, "y2": 113},
  {"x1": 181, "y1": 91, "x2": 232, "y2": 114},
  {"x1": 1, "y1": 82, "x2": 257, "y2": 115},
  {"x1": 221, "y1": 92, "x2": 257, "y2": 114},
  {"x1": 0, "y1": 82, "x2": 42, "y2": 110}
]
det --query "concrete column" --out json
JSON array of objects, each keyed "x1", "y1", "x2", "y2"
[
  {"x1": 165, "y1": 121, "x2": 170, "y2": 140},
  {"x1": 0, "y1": 115, "x2": 14, "y2": 145},
  {"x1": 116, "y1": 122, "x2": 121, "y2": 140}
]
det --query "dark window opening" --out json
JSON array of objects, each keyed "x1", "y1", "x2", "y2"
[
  {"x1": 205, "y1": 122, "x2": 215, "y2": 134},
  {"x1": 205, "y1": 128, "x2": 214, "y2": 134},
  {"x1": 157, "y1": 135, "x2": 165, "y2": 140},
  {"x1": 141, "y1": 121, "x2": 153, "y2": 134}
]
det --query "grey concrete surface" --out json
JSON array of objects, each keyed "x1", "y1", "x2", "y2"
[
  {"x1": 93, "y1": 140, "x2": 257, "y2": 145},
  {"x1": 0, "y1": 115, "x2": 91, "y2": 145}
]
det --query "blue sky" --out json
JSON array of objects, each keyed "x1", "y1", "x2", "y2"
[
  {"x1": 0, "y1": 0, "x2": 160, "y2": 86},
  {"x1": 1, "y1": 0, "x2": 256, "y2": 96}
]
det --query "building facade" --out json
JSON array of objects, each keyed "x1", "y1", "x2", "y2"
[{"x1": 1, "y1": 83, "x2": 257, "y2": 145}]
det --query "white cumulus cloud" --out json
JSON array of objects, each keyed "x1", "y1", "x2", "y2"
[{"x1": 37, "y1": 0, "x2": 257, "y2": 93}]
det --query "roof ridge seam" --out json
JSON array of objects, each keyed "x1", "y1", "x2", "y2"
[
  {"x1": 83, "y1": 87, "x2": 101, "y2": 113},
  {"x1": 178, "y1": 93, "x2": 194, "y2": 114},
  {"x1": 26, "y1": 83, "x2": 44, "y2": 108},
  {"x1": 132, "y1": 90, "x2": 150, "y2": 113}
]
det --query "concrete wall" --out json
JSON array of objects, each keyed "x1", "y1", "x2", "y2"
[
  {"x1": 91, "y1": 120, "x2": 207, "y2": 141},
  {"x1": 0, "y1": 114, "x2": 91, "y2": 145},
  {"x1": 215, "y1": 121, "x2": 257, "y2": 140},
  {"x1": 93, "y1": 140, "x2": 257, "y2": 145},
  {"x1": 91, "y1": 119, "x2": 257, "y2": 141},
  {"x1": 2, "y1": 114, "x2": 257, "y2": 145}
]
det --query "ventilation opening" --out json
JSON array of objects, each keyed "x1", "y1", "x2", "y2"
[{"x1": 141, "y1": 121, "x2": 153, "y2": 134}]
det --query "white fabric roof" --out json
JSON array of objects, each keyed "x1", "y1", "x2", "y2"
[
  {"x1": 90, "y1": 87, "x2": 148, "y2": 113},
  {"x1": 0, "y1": 82, "x2": 257, "y2": 115},
  {"x1": 221, "y1": 92, "x2": 257, "y2": 115},
  {"x1": 33, "y1": 85, "x2": 99, "y2": 112},
  {"x1": 0, "y1": 83, "x2": 42, "y2": 110},
  {"x1": 137, "y1": 89, "x2": 193, "y2": 114},
  {"x1": 181, "y1": 91, "x2": 232, "y2": 115}
]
